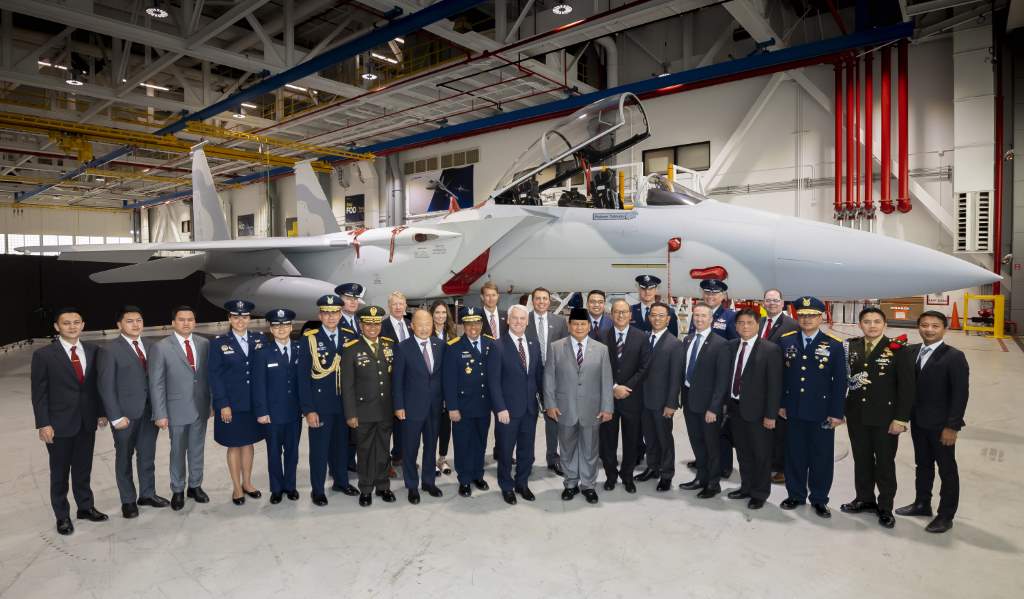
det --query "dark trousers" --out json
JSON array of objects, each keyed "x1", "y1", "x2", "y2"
[
  {"x1": 719, "y1": 417, "x2": 735, "y2": 474},
  {"x1": 728, "y1": 401, "x2": 772, "y2": 500},
  {"x1": 495, "y1": 412, "x2": 537, "y2": 492},
  {"x1": 452, "y1": 415, "x2": 489, "y2": 485},
  {"x1": 307, "y1": 413, "x2": 349, "y2": 495},
  {"x1": 847, "y1": 420, "x2": 899, "y2": 511},
  {"x1": 544, "y1": 411, "x2": 560, "y2": 466},
  {"x1": 391, "y1": 418, "x2": 403, "y2": 460},
  {"x1": 683, "y1": 408, "x2": 722, "y2": 489},
  {"x1": 910, "y1": 424, "x2": 959, "y2": 518},
  {"x1": 46, "y1": 429, "x2": 96, "y2": 519},
  {"x1": 598, "y1": 408, "x2": 642, "y2": 483},
  {"x1": 641, "y1": 407, "x2": 675, "y2": 479},
  {"x1": 327, "y1": 420, "x2": 356, "y2": 479},
  {"x1": 437, "y1": 409, "x2": 452, "y2": 457},
  {"x1": 771, "y1": 417, "x2": 788, "y2": 473},
  {"x1": 266, "y1": 421, "x2": 301, "y2": 494},
  {"x1": 784, "y1": 419, "x2": 835, "y2": 504},
  {"x1": 111, "y1": 412, "x2": 159, "y2": 504},
  {"x1": 356, "y1": 420, "x2": 393, "y2": 494},
  {"x1": 401, "y1": 416, "x2": 438, "y2": 490}
]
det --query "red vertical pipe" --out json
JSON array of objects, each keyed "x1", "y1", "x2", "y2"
[
  {"x1": 846, "y1": 58, "x2": 855, "y2": 216},
  {"x1": 880, "y1": 46, "x2": 893, "y2": 214},
  {"x1": 897, "y1": 38, "x2": 911, "y2": 213},
  {"x1": 864, "y1": 51, "x2": 874, "y2": 217},
  {"x1": 993, "y1": 24, "x2": 1004, "y2": 294},
  {"x1": 834, "y1": 62, "x2": 843, "y2": 219},
  {"x1": 855, "y1": 55, "x2": 861, "y2": 215}
]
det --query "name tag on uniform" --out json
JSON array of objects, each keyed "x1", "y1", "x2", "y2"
[{"x1": 267, "y1": 362, "x2": 279, "y2": 368}]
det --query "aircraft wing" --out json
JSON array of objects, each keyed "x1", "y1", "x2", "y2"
[{"x1": 18, "y1": 236, "x2": 354, "y2": 262}]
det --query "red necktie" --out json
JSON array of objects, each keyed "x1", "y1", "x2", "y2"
[
  {"x1": 732, "y1": 341, "x2": 747, "y2": 397},
  {"x1": 70, "y1": 345, "x2": 84, "y2": 384},
  {"x1": 762, "y1": 318, "x2": 773, "y2": 339},
  {"x1": 132, "y1": 340, "x2": 147, "y2": 370},
  {"x1": 184, "y1": 339, "x2": 196, "y2": 371}
]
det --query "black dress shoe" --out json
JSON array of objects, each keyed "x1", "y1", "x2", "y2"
[
  {"x1": 561, "y1": 487, "x2": 579, "y2": 501},
  {"x1": 635, "y1": 468, "x2": 658, "y2": 482},
  {"x1": 348, "y1": 464, "x2": 359, "y2": 473},
  {"x1": 623, "y1": 480, "x2": 637, "y2": 494},
  {"x1": 515, "y1": 486, "x2": 536, "y2": 501},
  {"x1": 286, "y1": 490, "x2": 300, "y2": 501},
  {"x1": 422, "y1": 485, "x2": 443, "y2": 498},
  {"x1": 720, "y1": 468, "x2": 733, "y2": 479},
  {"x1": 878, "y1": 511, "x2": 895, "y2": 528},
  {"x1": 408, "y1": 490, "x2": 421, "y2": 504},
  {"x1": 458, "y1": 484, "x2": 472, "y2": 497},
  {"x1": 56, "y1": 518, "x2": 74, "y2": 535},
  {"x1": 137, "y1": 495, "x2": 170, "y2": 508},
  {"x1": 840, "y1": 499, "x2": 878, "y2": 514},
  {"x1": 603, "y1": 479, "x2": 616, "y2": 491},
  {"x1": 727, "y1": 489, "x2": 750, "y2": 500},
  {"x1": 333, "y1": 483, "x2": 360, "y2": 496},
  {"x1": 678, "y1": 478, "x2": 702, "y2": 491},
  {"x1": 812, "y1": 503, "x2": 831, "y2": 518},
  {"x1": 780, "y1": 497, "x2": 804, "y2": 510},
  {"x1": 186, "y1": 487, "x2": 209, "y2": 503},
  {"x1": 76, "y1": 507, "x2": 109, "y2": 522},
  {"x1": 121, "y1": 502, "x2": 139, "y2": 519},
  {"x1": 244, "y1": 488, "x2": 262, "y2": 499},
  {"x1": 359, "y1": 494, "x2": 372, "y2": 507},
  {"x1": 270, "y1": 493, "x2": 282, "y2": 504},
  {"x1": 582, "y1": 489, "x2": 599, "y2": 504},
  {"x1": 473, "y1": 479, "x2": 490, "y2": 491},
  {"x1": 925, "y1": 515, "x2": 954, "y2": 533},
  {"x1": 697, "y1": 487, "x2": 721, "y2": 499},
  {"x1": 747, "y1": 498, "x2": 766, "y2": 510},
  {"x1": 502, "y1": 491, "x2": 517, "y2": 505},
  {"x1": 686, "y1": 460, "x2": 697, "y2": 470},
  {"x1": 656, "y1": 478, "x2": 672, "y2": 492},
  {"x1": 171, "y1": 492, "x2": 185, "y2": 511},
  {"x1": 231, "y1": 495, "x2": 245, "y2": 506},
  {"x1": 376, "y1": 489, "x2": 396, "y2": 502},
  {"x1": 548, "y1": 463, "x2": 565, "y2": 477},
  {"x1": 311, "y1": 494, "x2": 328, "y2": 506},
  {"x1": 895, "y1": 502, "x2": 933, "y2": 517}
]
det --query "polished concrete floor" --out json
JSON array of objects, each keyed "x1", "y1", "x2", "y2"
[{"x1": 0, "y1": 325, "x2": 1021, "y2": 598}]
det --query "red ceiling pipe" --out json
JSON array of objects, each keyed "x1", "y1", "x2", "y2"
[
  {"x1": 864, "y1": 51, "x2": 875, "y2": 218},
  {"x1": 897, "y1": 38, "x2": 911, "y2": 213},
  {"x1": 993, "y1": 22, "x2": 1005, "y2": 295},
  {"x1": 846, "y1": 58, "x2": 855, "y2": 217},
  {"x1": 879, "y1": 45, "x2": 893, "y2": 214},
  {"x1": 834, "y1": 62, "x2": 844, "y2": 220},
  {"x1": 855, "y1": 54, "x2": 861, "y2": 216}
]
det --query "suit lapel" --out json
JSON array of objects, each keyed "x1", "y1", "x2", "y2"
[
  {"x1": 168, "y1": 335, "x2": 192, "y2": 370},
  {"x1": 920, "y1": 343, "x2": 949, "y2": 374}
]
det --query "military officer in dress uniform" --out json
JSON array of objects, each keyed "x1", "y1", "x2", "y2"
[
  {"x1": 334, "y1": 282, "x2": 364, "y2": 475},
  {"x1": 342, "y1": 305, "x2": 397, "y2": 507},
  {"x1": 298, "y1": 294, "x2": 359, "y2": 506},
  {"x1": 777, "y1": 296, "x2": 846, "y2": 518},
  {"x1": 208, "y1": 299, "x2": 267, "y2": 506},
  {"x1": 443, "y1": 307, "x2": 495, "y2": 497},
  {"x1": 252, "y1": 308, "x2": 302, "y2": 504},
  {"x1": 630, "y1": 274, "x2": 678, "y2": 336},
  {"x1": 840, "y1": 307, "x2": 915, "y2": 528}
]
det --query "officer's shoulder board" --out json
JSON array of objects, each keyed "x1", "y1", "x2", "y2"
[
  {"x1": 447, "y1": 336, "x2": 461, "y2": 346},
  {"x1": 380, "y1": 336, "x2": 394, "y2": 343},
  {"x1": 825, "y1": 332, "x2": 843, "y2": 342},
  {"x1": 343, "y1": 339, "x2": 360, "y2": 348},
  {"x1": 340, "y1": 327, "x2": 355, "y2": 334},
  {"x1": 483, "y1": 333, "x2": 495, "y2": 340},
  {"x1": 780, "y1": 330, "x2": 798, "y2": 337},
  {"x1": 303, "y1": 329, "x2": 319, "y2": 337}
]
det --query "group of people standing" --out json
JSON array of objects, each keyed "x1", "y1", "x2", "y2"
[{"x1": 30, "y1": 275, "x2": 970, "y2": 537}]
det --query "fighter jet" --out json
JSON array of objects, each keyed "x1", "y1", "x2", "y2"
[{"x1": 23, "y1": 93, "x2": 999, "y2": 319}]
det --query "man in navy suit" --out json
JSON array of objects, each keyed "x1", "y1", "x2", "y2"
[
  {"x1": 252, "y1": 308, "x2": 303, "y2": 505},
  {"x1": 586, "y1": 290, "x2": 613, "y2": 341},
  {"x1": 488, "y1": 304, "x2": 544, "y2": 505},
  {"x1": 392, "y1": 309, "x2": 445, "y2": 504}
]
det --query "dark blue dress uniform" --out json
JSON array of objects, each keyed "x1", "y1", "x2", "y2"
[
  {"x1": 252, "y1": 309, "x2": 302, "y2": 498},
  {"x1": 443, "y1": 308, "x2": 495, "y2": 489},
  {"x1": 779, "y1": 297, "x2": 847, "y2": 507},
  {"x1": 298, "y1": 294, "x2": 356, "y2": 503},
  {"x1": 687, "y1": 280, "x2": 737, "y2": 341},
  {"x1": 630, "y1": 275, "x2": 679, "y2": 336},
  {"x1": 334, "y1": 282, "x2": 364, "y2": 345},
  {"x1": 209, "y1": 300, "x2": 264, "y2": 448}
]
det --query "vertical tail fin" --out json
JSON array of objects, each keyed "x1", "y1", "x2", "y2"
[
  {"x1": 191, "y1": 145, "x2": 230, "y2": 241},
  {"x1": 295, "y1": 160, "x2": 341, "y2": 236}
]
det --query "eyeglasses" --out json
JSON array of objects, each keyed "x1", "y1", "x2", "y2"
[
  {"x1": 763, "y1": 298, "x2": 783, "y2": 303},
  {"x1": 649, "y1": 312, "x2": 669, "y2": 319},
  {"x1": 611, "y1": 309, "x2": 630, "y2": 315}
]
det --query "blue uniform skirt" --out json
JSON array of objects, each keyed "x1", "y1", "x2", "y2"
[{"x1": 214, "y1": 410, "x2": 263, "y2": 447}]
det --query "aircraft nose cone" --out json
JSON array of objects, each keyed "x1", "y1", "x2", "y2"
[{"x1": 774, "y1": 219, "x2": 1000, "y2": 299}]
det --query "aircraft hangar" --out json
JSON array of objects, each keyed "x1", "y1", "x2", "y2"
[{"x1": 0, "y1": 1, "x2": 1020, "y2": 597}]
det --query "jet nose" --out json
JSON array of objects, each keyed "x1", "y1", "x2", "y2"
[{"x1": 774, "y1": 219, "x2": 1001, "y2": 299}]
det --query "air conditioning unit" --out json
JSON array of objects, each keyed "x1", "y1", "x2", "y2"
[{"x1": 954, "y1": 191, "x2": 992, "y2": 253}]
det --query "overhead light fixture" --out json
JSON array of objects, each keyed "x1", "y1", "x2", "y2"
[
  {"x1": 65, "y1": 72, "x2": 84, "y2": 86},
  {"x1": 233, "y1": 108, "x2": 246, "y2": 119},
  {"x1": 361, "y1": 72, "x2": 378, "y2": 81},
  {"x1": 37, "y1": 60, "x2": 69, "y2": 71},
  {"x1": 94, "y1": 177, "x2": 105, "y2": 183},
  {"x1": 284, "y1": 83, "x2": 307, "y2": 92},
  {"x1": 146, "y1": 1, "x2": 169, "y2": 18},
  {"x1": 371, "y1": 52, "x2": 399, "y2": 64},
  {"x1": 552, "y1": 2, "x2": 573, "y2": 15},
  {"x1": 394, "y1": 37, "x2": 405, "y2": 44},
  {"x1": 241, "y1": 102, "x2": 258, "y2": 109},
  {"x1": 139, "y1": 82, "x2": 170, "y2": 91},
  {"x1": 122, "y1": 78, "x2": 127, "y2": 82}
]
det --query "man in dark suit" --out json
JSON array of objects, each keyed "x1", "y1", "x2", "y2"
[
  {"x1": 586, "y1": 290, "x2": 613, "y2": 341},
  {"x1": 488, "y1": 304, "x2": 544, "y2": 505},
  {"x1": 380, "y1": 291, "x2": 411, "y2": 470},
  {"x1": 636, "y1": 302, "x2": 683, "y2": 491},
  {"x1": 896, "y1": 311, "x2": 970, "y2": 534},
  {"x1": 840, "y1": 307, "x2": 915, "y2": 528},
  {"x1": 630, "y1": 274, "x2": 678, "y2": 336},
  {"x1": 392, "y1": 309, "x2": 445, "y2": 504},
  {"x1": 724, "y1": 309, "x2": 783, "y2": 509},
  {"x1": 479, "y1": 281, "x2": 507, "y2": 340},
  {"x1": 678, "y1": 303, "x2": 731, "y2": 498},
  {"x1": 97, "y1": 305, "x2": 169, "y2": 519},
  {"x1": 525, "y1": 287, "x2": 568, "y2": 476},
  {"x1": 599, "y1": 299, "x2": 651, "y2": 493},
  {"x1": 759, "y1": 288, "x2": 800, "y2": 484},
  {"x1": 31, "y1": 307, "x2": 109, "y2": 535}
]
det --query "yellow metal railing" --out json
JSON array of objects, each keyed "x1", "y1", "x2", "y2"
[{"x1": 962, "y1": 293, "x2": 1007, "y2": 339}]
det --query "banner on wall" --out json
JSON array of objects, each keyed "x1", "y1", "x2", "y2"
[
  {"x1": 236, "y1": 214, "x2": 255, "y2": 237},
  {"x1": 406, "y1": 164, "x2": 474, "y2": 216},
  {"x1": 345, "y1": 194, "x2": 365, "y2": 224}
]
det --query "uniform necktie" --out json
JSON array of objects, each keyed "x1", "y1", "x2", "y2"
[
  {"x1": 576, "y1": 341, "x2": 584, "y2": 367},
  {"x1": 642, "y1": 305, "x2": 648, "y2": 323},
  {"x1": 616, "y1": 332, "x2": 625, "y2": 359},
  {"x1": 132, "y1": 339, "x2": 147, "y2": 370},
  {"x1": 281, "y1": 345, "x2": 289, "y2": 362},
  {"x1": 184, "y1": 338, "x2": 196, "y2": 371},
  {"x1": 472, "y1": 340, "x2": 479, "y2": 353},
  {"x1": 917, "y1": 346, "x2": 932, "y2": 367},
  {"x1": 762, "y1": 318, "x2": 773, "y2": 339},
  {"x1": 421, "y1": 340, "x2": 433, "y2": 372},
  {"x1": 517, "y1": 337, "x2": 527, "y2": 370},
  {"x1": 732, "y1": 341, "x2": 747, "y2": 397},
  {"x1": 239, "y1": 334, "x2": 248, "y2": 356},
  {"x1": 70, "y1": 345, "x2": 84, "y2": 383},
  {"x1": 369, "y1": 341, "x2": 377, "y2": 357},
  {"x1": 538, "y1": 315, "x2": 547, "y2": 362},
  {"x1": 865, "y1": 339, "x2": 875, "y2": 355},
  {"x1": 686, "y1": 333, "x2": 702, "y2": 386},
  {"x1": 804, "y1": 335, "x2": 814, "y2": 350}
]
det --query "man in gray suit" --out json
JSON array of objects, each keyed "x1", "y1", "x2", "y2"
[
  {"x1": 98, "y1": 305, "x2": 169, "y2": 519},
  {"x1": 526, "y1": 287, "x2": 568, "y2": 477},
  {"x1": 544, "y1": 308, "x2": 613, "y2": 504},
  {"x1": 149, "y1": 305, "x2": 212, "y2": 511}
]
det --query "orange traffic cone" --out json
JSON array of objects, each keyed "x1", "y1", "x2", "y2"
[{"x1": 949, "y1": 302, "x2": 961, "y2": 330}]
